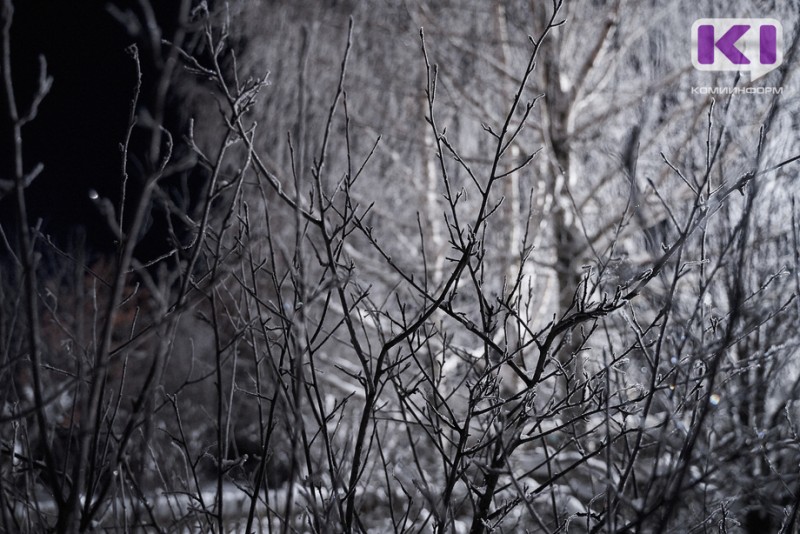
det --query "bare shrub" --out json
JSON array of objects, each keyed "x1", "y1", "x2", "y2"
[{"x1": 2, "y1": 1, "x2": 800, "y2": 532}]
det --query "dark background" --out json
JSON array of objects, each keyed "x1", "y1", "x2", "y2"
[{"x1": 0, "y1": 1, "x2": 190, "y2": 262}]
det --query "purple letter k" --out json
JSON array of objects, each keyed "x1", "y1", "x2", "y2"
[{"x1": 698, "y1": 24, "x2": 751, "y2": 64}]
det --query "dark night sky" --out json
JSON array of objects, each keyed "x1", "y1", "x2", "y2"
[{"x1": 1, "y1": 1, "x2": 189, "y2": 260}]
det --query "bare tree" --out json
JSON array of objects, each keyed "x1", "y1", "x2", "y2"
[{"x1": 2, "y1": 0, "x2": 800, "y2": 532}]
